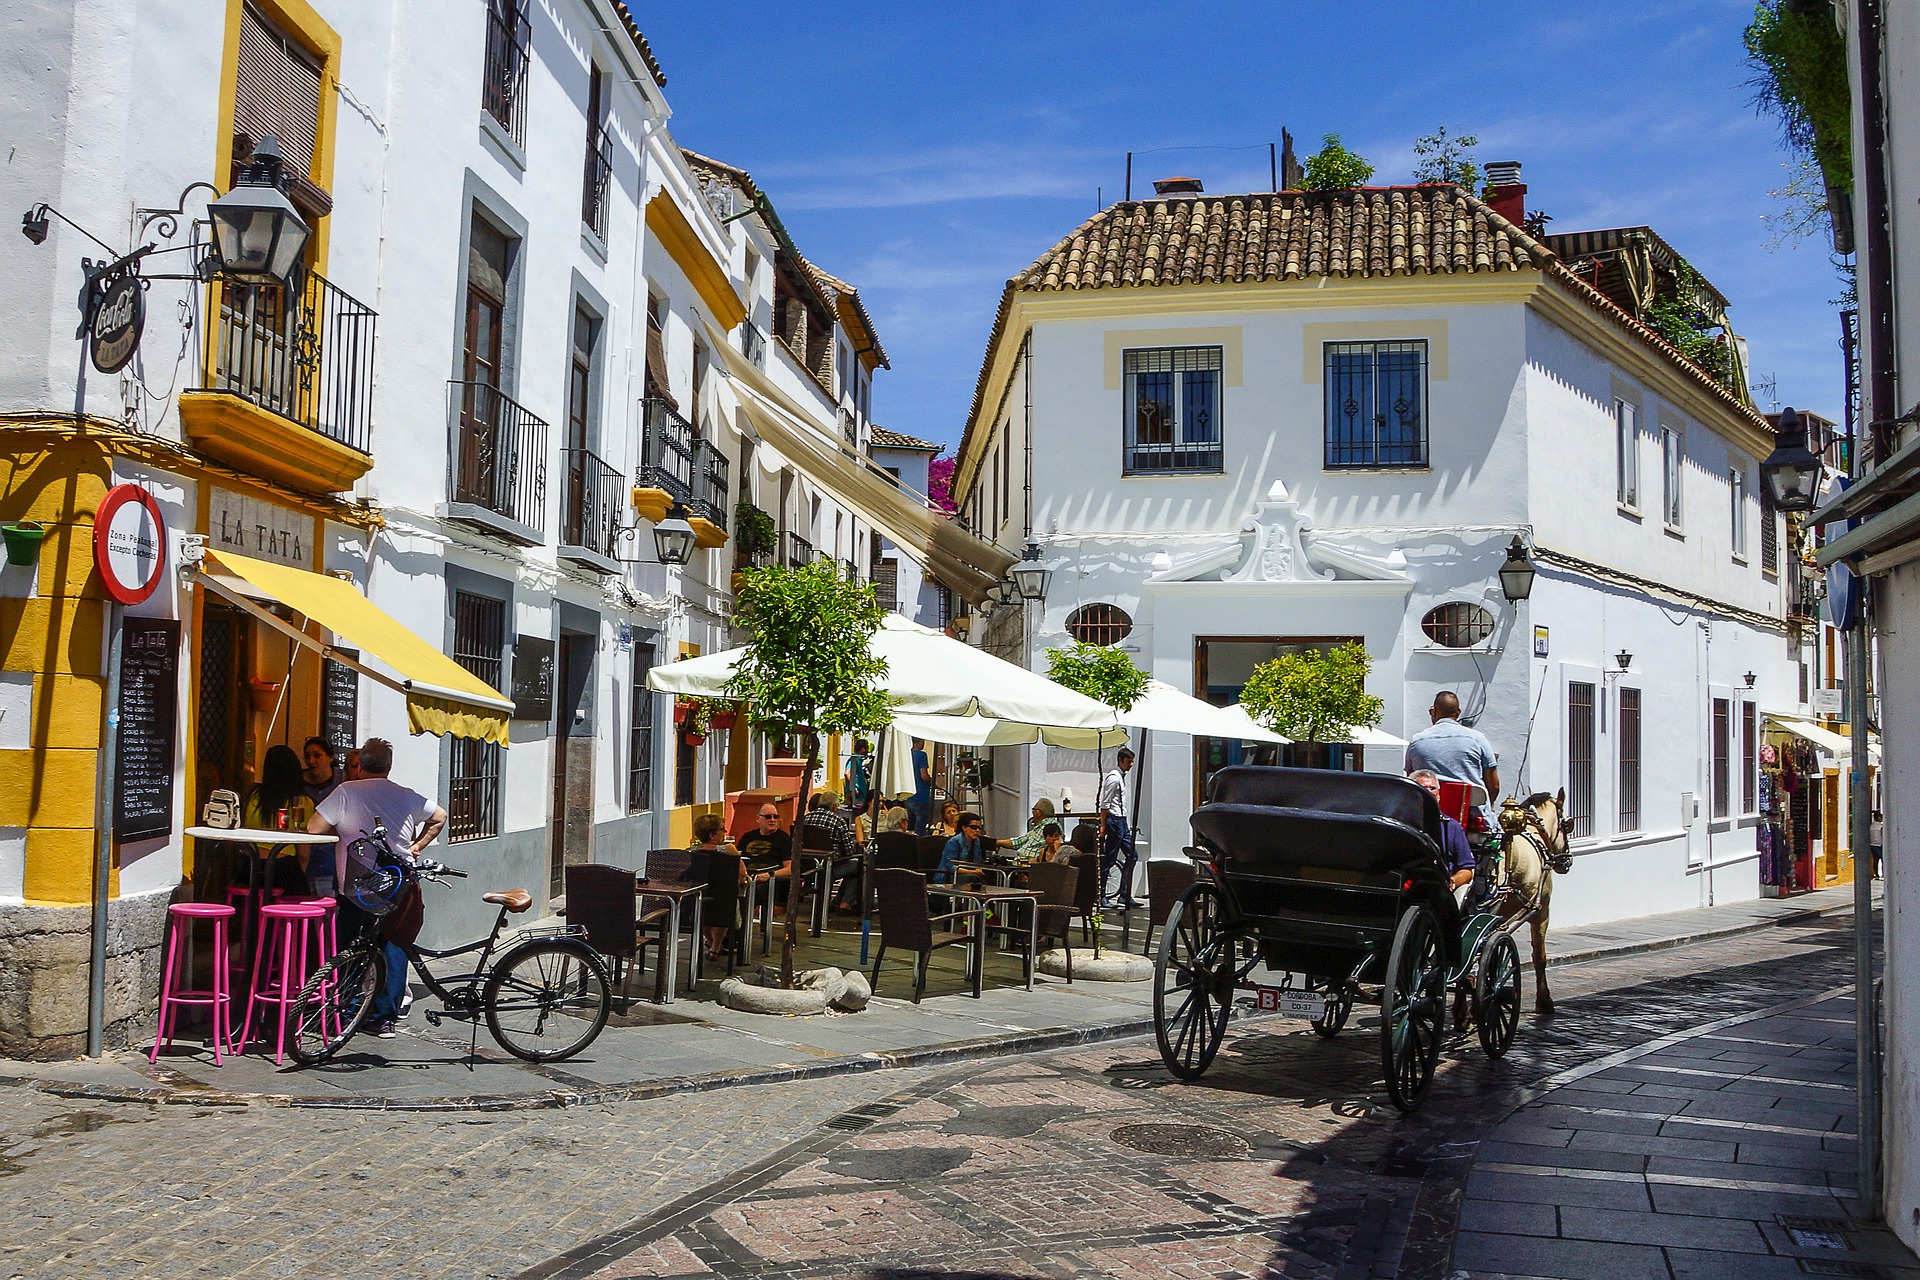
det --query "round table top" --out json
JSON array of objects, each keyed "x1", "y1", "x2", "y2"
[{"x1": 183, "y1": 826, "x2": 336, "y2": 844}]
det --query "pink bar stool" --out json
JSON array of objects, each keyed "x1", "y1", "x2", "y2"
[
  {"x1": 151, "y1": 902, "x2": 238, "y2": 1066},
  {"x1": 241, "y1": 901, "x2": 328, "y2": 1065},
  {"x1": 279, "y1": 894, "x2": 340, "y2": 973}
]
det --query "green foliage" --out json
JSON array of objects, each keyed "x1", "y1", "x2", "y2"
[
  {"x1": 1644, "y1": 259, "x2": 1736, "y2": 388},
  {"x1": 725, "y1": 560, "x2": 890, "y2": 743},
  {"x1": 1302, "y1": 134, "x2": 1375, "y2": 191},
  {"x1": 1412, "y1": 125, "x2": 1480, "y2": 190},
  {"x1": 1240, "y1": 643, "x2": 1384, "y2": 744},
  {"x1": 733, "y1": 499, "x2": 777, "y2": 560},
  {"x1": 1045, "y1": 641, "x2": 1149, "y2": 713},
  {"x1": 1745, "y1": 1, "x2": 1852, "y2": 197}
]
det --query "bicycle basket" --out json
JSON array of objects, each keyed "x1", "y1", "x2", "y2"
[{"x1": 347, "y1": 866, "x2": 407, "y2": 916}]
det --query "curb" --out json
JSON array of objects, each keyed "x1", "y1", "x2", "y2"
[{"x1": 1541, "y1": 893, "x2": 1859, "y2": 970}]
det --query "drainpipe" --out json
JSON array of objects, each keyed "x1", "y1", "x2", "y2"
[{"x1": 87, "y1": 602, "x2": 125, "y2": 1057}]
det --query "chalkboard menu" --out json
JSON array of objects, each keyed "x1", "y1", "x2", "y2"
[
  {"x1": 512, "y1": 635, "x2": 554, "y2": 721},
  {"x1": 321, "y1": 649, "x2": 359, "y2": 757},
  {"x1": 114, "y1": 618, "x2": 179, "y2": 842}
]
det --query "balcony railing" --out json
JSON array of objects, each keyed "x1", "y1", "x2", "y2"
[
  {"x1": 839, "y1": 407, "x2": 858, "y2": 451},
  {"x1": 780, "y1": 529, "x2": 814, "y2": 569},
  {"x1": 448, "y1": 381, "x2": 548, "y2": 535},
  {"x1": 740, "y1": 322, "x2": 767, "y2": 370},
  {"x1": 638, "y1": 397, "x2": 696, "y2": 503},
  {"x1": 582, "y1": 127, "x2": 613, "y2": 239},
  {"x1": 205, "y1": 272, "x2": 376, "y2": 453},
  {"x1": 481, "y1": 0, "x2": 530, "y2": 146},
  {"x1": 874, "y1": 560, "x2": 899, "y2": 612},
  {"x1": 691, "y1": 438, "x2": 730, "y2": 530},
  {"x1": 561, "y1": 447, "x2": 625, "y2": 564}
]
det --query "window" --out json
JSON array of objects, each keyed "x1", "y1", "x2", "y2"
[
  {"x1": 581, "y1": 64, "x2": 612, "y2": 237},
  {"x1": 1741, "y1": 701, "x2": 1757, "y2": 814},
  {"x1": 1324, "y1": 340, "x2": 1428, "y2": 469},
  {"x1": 234, "y1": 4, "x2": 322, "y2": 188},
  {"x1": 448, "y1": 592, "x2": 506, "y2": 842},
  {"x1": 1730, "y1": 465, "x2": 1749, "y2": 560},
  {"x1": 1615, "y1": 398, "x2": 1639, "y2": 509},
  {"x1": 1123, "y1": 347, "x2": 1223, "y2": 473},
  {"x1": 1711, "y1": 696, "x2": 1731, "y2": 819},
  {"x1": 628, "y1": 642, "x2": 655, "y2": 813},
  {"x1": 1618, "y1": 687, "x2": 1641, "y2": 834},
  {"x1": 1420, "y1": 601, "x2": 1495, "y2": 648},
  {"x1": 1660, "y1": 423, "x2": 1684, "y2": 529},
  {"x1": 1567, "y1": 681, "x2": 1594, "y2": 839},
  {"x1": 1065, "y1": 603, "x2": 1133, "y2": 646},
  {"x1": 1761, "y1": 485, "x2": 1780, "y2": 574},
  {"x1": 481, "y1": 0, "x2": 530, "y2": 145}
]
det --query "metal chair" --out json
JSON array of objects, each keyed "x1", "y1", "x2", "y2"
[
  {"x1": 1067, "y1": 851, "x2": 1101, "y2": 944},
  {"x1": 869, "y1": 868, "x2": 979, "y2": 1003},
  {"x1": 1026, "y1": 861, "x2": 1079, "y2": 984},
  {"x1": 565, "y1": 863, "x2": 668, "y2": 1007}
]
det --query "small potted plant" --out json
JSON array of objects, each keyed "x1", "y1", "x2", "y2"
[
  {"x1": 709, "y1": 701, "x2": 739, "y2": 732},
  {"x1": 1, "y1": 521, "x2": 46, "y2": 568}
]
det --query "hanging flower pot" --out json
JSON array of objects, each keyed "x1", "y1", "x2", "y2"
[
  {"x1": 683, "y1": 730, "x2": 708, "y2": 747},
  {"x1": 711, "y1": 707, "x2": 739, "y2": 732},
  {"x1": 1, "y1": 522, "x2": 46, "y2": 568},
  {"x1": 245, "y1": 677, "x2": 283, "y2": 713},
  {"x1": 675, "y1": 699, "x2": 696, "y2": 726}
]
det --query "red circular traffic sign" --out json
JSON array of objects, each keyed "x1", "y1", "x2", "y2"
[{"x1": 93, "y1": 484, "x2": 167, "y2": 605}]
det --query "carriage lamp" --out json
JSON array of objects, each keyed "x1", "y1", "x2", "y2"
[
  {"x1": 1616, "y1": 650, "x2": 1632, "y2": 672},
  {"x1": 207, "y1": 137, "x2": 311, "y2": 288},
  {"x1": 1498, "y1": 537, "x2": 1536, "y2": 602},
  {"x1": 1745, "y1": 671, "x2": 1757, "y2": 688},
  {"x1": 1013, "y1": 541, "x2": 1052, "y2": 603},
  {"x1": 1760, "y1": 406, "x2": 1822, "y2": 513},
  {"x1": 652, "y1": 507, "x2": 698, "y2": 565}
]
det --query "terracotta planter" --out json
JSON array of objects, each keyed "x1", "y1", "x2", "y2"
[
  {"x1": 711, "y1": 709, "x2": 738, "y2": 732},
  {"x1": 245, "y1": 678, "x2": 283, "y2": 713},
  {"x1": 684, "y1": 731, "x2": 708, "y2": 747},
  {"x1": 675, "y1": 700, "x2": 695, "y2": 726}
]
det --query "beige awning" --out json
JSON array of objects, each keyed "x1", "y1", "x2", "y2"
[{"x1": 705, "y1": 323, "x2": 1014, "y2": 603}]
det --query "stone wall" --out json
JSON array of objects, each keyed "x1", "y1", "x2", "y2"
[{"x1": 0, "y1": 885, "x2": 174, "y2": 1060}]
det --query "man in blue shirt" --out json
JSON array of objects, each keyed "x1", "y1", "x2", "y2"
[
  {"x1": 907, "y1": 738, "x2": 932, "y2": 834},
  {"x1": 1404, "y1": 691, "x2": 1500, "y2": 821}
]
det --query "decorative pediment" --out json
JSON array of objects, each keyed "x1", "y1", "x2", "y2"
[{"x1": 1224, "y1": 481, "x2": 1334, "y2": 584}]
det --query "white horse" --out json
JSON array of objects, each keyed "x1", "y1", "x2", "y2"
[{"x1": 1491, "y1": 789, "x2": 1570, "y2": 1016}]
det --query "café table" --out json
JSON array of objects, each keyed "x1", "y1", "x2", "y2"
[
  {"x1": 797, "y1": 848, "x2": 865, "y2": 937},
  {"x1": 634, "y1": 878, "x2": 704, "y2": 1003},
  {"x1": 184, "y1": 826, "x2": 336, "y2": 974},
  {"x1": 933, "y1": 883, "x2": 1041, "y2": 993}
]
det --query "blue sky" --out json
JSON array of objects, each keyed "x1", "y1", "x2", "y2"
[{"x1": 644, "y1": 1, "x2": 1847, "y2": 452}]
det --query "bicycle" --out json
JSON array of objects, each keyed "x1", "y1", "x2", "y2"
[{"x1": 288, "y1": 820, "x2": 612, "y2": 1066}]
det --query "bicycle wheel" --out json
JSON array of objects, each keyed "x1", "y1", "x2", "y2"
[
  {"x1": 289, "y1": 944, "x2": 384, "y2": 1066},
  {"x1": 483, "y1": 939, "x2": 611, "y2": 1062}
]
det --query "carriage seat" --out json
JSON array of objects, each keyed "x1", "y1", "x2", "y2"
[
  {"x1": 1205, "y1": 765, "x2": 1441, "y2": 839},
  {"x1": 1190, "y1": 804, "x2": 1448, "y2": 882},
  {"x1": 483, "y1": 889, "x2": 534, "y2": 913}
]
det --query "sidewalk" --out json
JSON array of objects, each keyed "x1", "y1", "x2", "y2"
[
  {"x1": 0, "y1": 882, "x2": 1872, "y2": 1111},
  {"x1": 1452, "y1": 988, "x2": 1919, "y2": 1279}
]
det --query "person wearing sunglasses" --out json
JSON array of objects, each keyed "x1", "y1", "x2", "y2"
[
  {"x1": 934, "y1": 812, "x2": 991, "y2": 885},
  {"x1": 737, "y1": 804, "x2": 792, "y2": 877}
]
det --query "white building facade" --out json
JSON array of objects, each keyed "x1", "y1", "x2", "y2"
[{"x1": 952, "y1": 178, "x2": 1797, "y2": 931}]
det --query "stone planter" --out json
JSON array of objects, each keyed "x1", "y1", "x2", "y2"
[
  {"x1": 716, "y1": 965, "x2": 868, "y2": 1016},
  {"x1": 1036, "y1": 947, "x2": 1152, "y2": 982}
]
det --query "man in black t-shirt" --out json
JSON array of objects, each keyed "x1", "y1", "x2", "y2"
[{"x1": 736, "y1": 803, "x2": 792, "y2": 873}]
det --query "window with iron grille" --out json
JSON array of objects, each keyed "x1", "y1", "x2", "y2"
[
  {"x1": 480, "y1": 0, "x2": 530, "y2": 145},
  {"x1": 1065, "y1": 603, "x2": 1133, "y2": 647},
  {"x1": 1324, "y1": 340, "x2": 1428, "y2": 469},
  {"x1": 448, "y1": 592, "x2": 506, "y2": 842},
  {"x1": 1711, "y1": 696, "x2": 1731, "y2": 819},
  {"x1": 1420, "y1": 601, "x2": 1495, "y2": 648},
  {"x1": 1760, "y1": 485, "x2": 1780, "y2": 574},
  {"x1": 628, "y1": 642, "x2": 655, "y2": 814},
  {"x1": 1123, "y1": 347, "x2": 1223, "y2": 474},
  {"x1": 1617, "y1": 687, "x2": 1641, "y2": 834},
  {"x1": 1567, "y1": 681, "x2": 1594, "y2": 839},
  {"x1": 581, "y1": 64, "x2": 612, "y2": 238},
  {"x1": 1742, "y1": 701, "x2": 1757, "y2": 814}
]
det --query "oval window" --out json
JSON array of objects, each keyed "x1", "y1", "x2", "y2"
[
  {"x1": 1421, "y1": 601, "x2": 1495, "y2": 649},
  {"x1": 1065, "y1": 603, "x2": 1134, "y2": 646}
]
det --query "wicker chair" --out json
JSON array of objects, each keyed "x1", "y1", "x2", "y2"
[
  {"x1": 702, "y1": 850, "x2": 748, "y2": 973},
  {"x1": 870, "y1": 868, "x2": 979, "y2": 1004},
  {"x1": 915, "y1": 834, "x2": 950, "y2": 873},
  {"x1": 1025, "y1": 860, "x2": 1078, "y2": 984},
  {"x1": 1139, "y1": 860, "x2": 1198, "y2": 956},
  {"x1": 873, "y1": 830, "x2": 919, "y2": 872},
  {"x1": 565, "y1": 863, "x2": 668, "y2": 1007},
  {"x1": 1067, "y1": 851, "x2": 1101, "y2": 944}
]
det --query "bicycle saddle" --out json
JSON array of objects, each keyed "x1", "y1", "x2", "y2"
[{"x1": 483, "y1": 889, "x2": 534, "y2": 913}]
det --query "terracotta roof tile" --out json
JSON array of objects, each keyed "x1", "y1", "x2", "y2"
[
  {"x1": 605, "y1": 2, "x2": 667, "y2": 86},
  {"x1": 870, "y1": 426, "x2": 940, "y2": 452}
]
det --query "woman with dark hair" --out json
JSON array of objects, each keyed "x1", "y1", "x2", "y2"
[{"x1": 245, "y1": 744, "x2": 315, "y2": 892}]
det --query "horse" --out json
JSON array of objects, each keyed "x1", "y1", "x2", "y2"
[{"x1": 1491, "y1": 789, "x2": 1571, "y2": 1016}]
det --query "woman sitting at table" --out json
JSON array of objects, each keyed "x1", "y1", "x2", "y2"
[
  {"x1": 1037, "y1": 822, "x2": 1065, "y2": 861},
  {"x1": 930, "y1": 801, "x2": 962, "y2": 839},
  {"x1": 244, "y1": 744, "x2": 316, "y2": 893},
  {"x1": 934, "y1": 812, "x2": 991, "y2": 885},
  {"x1": 690, "y1": 812, "x2": 744, "y2": 962}
]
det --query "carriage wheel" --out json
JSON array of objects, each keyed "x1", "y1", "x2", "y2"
[
  {"x1": 1474, "y1": 931, "x2": 1523, "y2": 1059},
  {"x1": 1154, "y1": 881, "x2": 1236, "y2": 1080},
  {"x1": 1311, "y1": 978, "x2": 1352, "y2": 1039},
  {"x1": 1380, "y1": 902, "x2": 1445, "y2": 1112}
]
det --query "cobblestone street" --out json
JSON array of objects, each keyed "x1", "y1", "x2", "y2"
[{"x1": 0, "y1": 908, "x2": 1891, "y2": 1279}]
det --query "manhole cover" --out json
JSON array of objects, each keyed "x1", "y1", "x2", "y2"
[
  {"x1": 1801, "y1": 1263, "x2": 1885, "y2": 1278},
  {"x1": 1789, "y1": 1227, "x2": 1851, "y2": 1251},
  {"x1": 1108, "y1": 1122, "x2": 1251, "y2": 1159}
]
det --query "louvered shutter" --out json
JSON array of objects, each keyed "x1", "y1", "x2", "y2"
[{"x1": 233, "y1": 3, "x2": 322, "y2": 180}]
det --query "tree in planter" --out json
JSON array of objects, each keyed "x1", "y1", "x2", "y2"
[
  {"x1": 733, "y1": 499, "x2": 777, "y2": 567},
  {"x1": 1045, "y1": 642, "x2": 1149, "y2": 956},
  {"x1": 725, "y1": 559, "x2": 889, "y2": 987},
  {"x1": 1240, "y1": 642, "x2": 1384, "y2": 766}
]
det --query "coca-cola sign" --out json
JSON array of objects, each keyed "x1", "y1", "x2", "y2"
[{"x1": 89, "y1": 269, "x2": 145, "y2": 374}]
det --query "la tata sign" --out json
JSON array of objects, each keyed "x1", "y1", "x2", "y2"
[{"x1": 94, "y1": 484, "x2": 167, "y2": 605}]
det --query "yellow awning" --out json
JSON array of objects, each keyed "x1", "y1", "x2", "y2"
[{"x1": 200, "y1": 550, "x2": 513, "y2": 745}]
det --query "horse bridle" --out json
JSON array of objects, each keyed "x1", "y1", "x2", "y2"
[{"x1": 1506, "y1": 794, "x2": 1573, "y2": 875}]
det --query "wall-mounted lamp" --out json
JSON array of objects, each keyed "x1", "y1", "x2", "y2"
[
  {"x1": 652, "y1": 507, "x2": 698, "y2": 566},
  {"x1": 1499, "y1": 536, "x2": 1537, "y2": 602},
  {"x1": 1012, "y1": 541, "x2": 1052, "y2": 603},
  {"x1": 1761, "y1": 406, "x2": 1822, "y2": 512},
  {"x1": 1744, "y1": 671, "x2": 1757, "y2": 688},
  {"x1": 1615, "y1": 650, "x2": 1632, "y2": 672}
]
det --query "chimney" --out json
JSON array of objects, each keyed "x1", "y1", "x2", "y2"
[
  {"x1": 1483, "y1": 159, "x2": 1525, "y2": 225},
  {"x1": 1153, "y1": 175, "x2": 1204, "y2": 198}
]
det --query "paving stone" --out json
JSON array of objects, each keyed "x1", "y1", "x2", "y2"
[
  {"x1": 1458, "y1": 1199, "x2": 1559, "y2": 1237},
  {"x1": 1453, "y1": 1229, "x2": 1667, "y2": 1278},
  {"x1": 1558, "y1": 1206, "x2": 1768, "y2": 1252},
  {"x1": 1466, "y1": 1170, "x2": 1655, "y2": 1212}
]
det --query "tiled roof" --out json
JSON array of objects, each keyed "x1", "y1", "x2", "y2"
[
  {"x1": 871, "y1": 426, "x2": 940, "y2": 452},
  {"x1": 804, "y1": 260, "x2": 891, "y2": 370},
  {"x1": 682, "y1": 149, "x2": 760, "y2": 205},
  {"x1": 961, "y1": 185, "x2": 1764, "y2": 466},
  {"x1": 606, "y1": 2, "x2": 667, "y2": 86}
]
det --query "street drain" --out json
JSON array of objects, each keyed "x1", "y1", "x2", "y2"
[
  {"x1": 1801, "y1": 1263, "x2": 1886, "y2": 1278},
  {"x1": 1108, "y1": 1122, "x2": 1251, "y2": 1160},
  {"x1": 824, "y1": 1113, "x2": 877, "y2": 1132}
]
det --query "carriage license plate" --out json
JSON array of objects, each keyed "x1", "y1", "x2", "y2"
[{"x1": 1254, "y1": 987, "x2": 1325, "y2": 1020}]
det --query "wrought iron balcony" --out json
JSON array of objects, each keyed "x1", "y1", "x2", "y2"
[
  {"x1": 740, "y1": 321, "x2": 767, "y2": 370},
  {"x1": 638, "y1": 397, "x2": 696, "y2": 504},
  {"x1": 780, "y1": 529, "x2": 814, "y2": 569},
  {"x1": 448, "y1": 381, "x2": 548, "y2": 537},
  {"x1": 839, "y1": 407, "x2": 858, "y2": 451},
  {"x1": 561, "y1": 447, "x2": 625, "y2": 567},
  {"x1": 481, "y1": 0, "x2": 530, "y2": 146},
  {"x1": 204, "y1": 272, "x2": 376, "y2": 453},
  {"x1": 582, "y1": 127, "x2": 613, "y2": 240},
  {"x1": 691, "y1": 438, "x2": 730, "y2": 530}
]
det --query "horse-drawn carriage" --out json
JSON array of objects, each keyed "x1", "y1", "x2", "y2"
[{"x1": 1155, "y1": 766, "x2": 1560, "y2": 1112}]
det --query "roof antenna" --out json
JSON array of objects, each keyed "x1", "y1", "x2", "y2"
[{"x1": 1125, "y1": 152, "x2": 1132, "y2": 202}]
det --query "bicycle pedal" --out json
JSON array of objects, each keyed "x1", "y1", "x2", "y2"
[{"x1": 423, "y1": 1009, "x2": 441, "y2": 1027}]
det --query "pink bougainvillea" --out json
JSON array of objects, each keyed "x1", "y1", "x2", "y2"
[{"x1": 926, "y1": 455, "x2": 958, "y2": 515}]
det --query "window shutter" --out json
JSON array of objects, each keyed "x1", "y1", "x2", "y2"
[
  {"x1": 234, "y1": 4, "x2": 323, "y2": 181},
  {"x1": 645, "y1": 318, "x2": 677, "y2": 411}
]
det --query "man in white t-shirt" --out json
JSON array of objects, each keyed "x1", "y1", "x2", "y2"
[{"x1": 308, "y1": 737, "x2": 447, "y2": 1038}]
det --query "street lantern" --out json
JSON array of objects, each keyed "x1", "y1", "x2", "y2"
[
  {"x1": 1760, "y1": 406, "x2": 1822, "y2": 512},
  {"x1": 653, "y1": 512, "x2": 697, "y2": 565},
  {"x1": 1616, "y1": 650, "x2": 1633, "y2": 672},
  {"x1": 207, "y1": 137, "x2": 310, "y2": 287},
  {"x1": 1013, "y1": 541, "x2": 1052, "y2": 603},
  {"x1": 1498, "y1": 536, "x2": 1536, "y2": 602}
]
